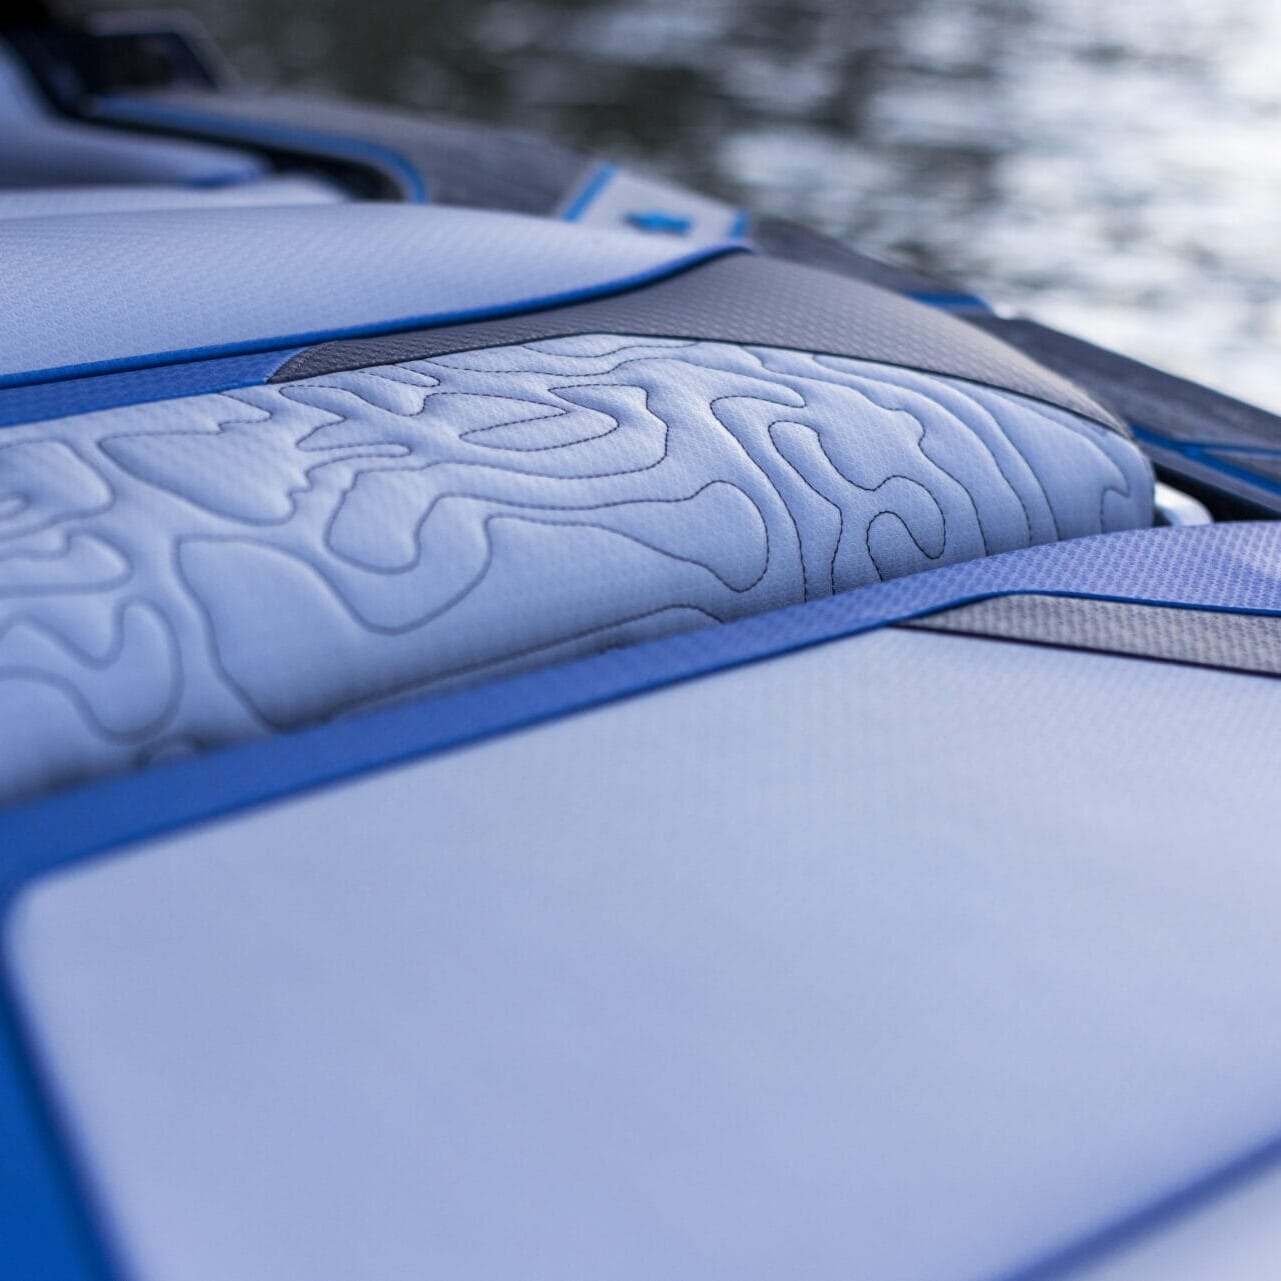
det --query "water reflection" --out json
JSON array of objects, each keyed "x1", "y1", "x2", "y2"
[{"x1": 99, "y1": 0, "x2": 1281, "y2": 409}]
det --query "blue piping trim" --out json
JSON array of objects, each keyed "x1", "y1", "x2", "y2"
[
  {"x1": 909, "y1": 290, "x2": 993, "y2": 313},
  {"x1": 6, "y1": 521, "x2": 1281, "y2": 1281},
  {"x1": 96, "y1": 96, "x2": 430, "y2": 203},
  {"x1": 0, "y1": 243, "x2": 746, "y2": 392},
  {"x1": 1133, "y1": 424, "x2": 1281, "y2": 498},
  {"x1": 560, "y1": 162, "x2": 616, "y2": 221},
  {"x1": 728, "y1": 209, "x2": 753, "y2": 238},
  {"x1": 0, "y1": 350, "x2": 301, "y2": 428}
]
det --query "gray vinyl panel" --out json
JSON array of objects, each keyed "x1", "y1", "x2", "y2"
[
  {"x1": 904, "y1": 593, "x2": 1281, "y2": 676},
  {"x1": 750, "y1": 214, "x2": 971, "y2": 297},
  {"x1": 10, "y1": 628, "x2": 1281, "y2": 1281},
  {"x1": 273, "y1": 254, "x2": 1124, "y2": 433},
  {"x1": 0, "y1": 42, "x2": 264, "y2": 190},
  {"x1": 102, "y1": 87, "x2": 591, "y2": 212}
]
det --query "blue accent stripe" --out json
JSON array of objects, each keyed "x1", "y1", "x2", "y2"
[
  {"x1": 6, "y1": 520, "x2": 1281, "y2": 1281},
  {"x1": 909, "y1": 290, "x2": 993, "y2": 313},
  {"x1": 0, "y1": 350, "x2": 301, "y2": 428},
  {"x1": 0, "y1": 999, "x2": 114, "y2": 1281},
  {"x1": 728, "y1": 209, "x2": 753, "y2": 239},
  {"x1": 0, "y1": 243, "x2": 746, "y2": 393},
  {"x1": 96, "y1": 96, "x2": 430, "y2": 204},
  {"x1": 1133, "y1": 424, "x2": 1281, "y2": 498},
  {"x1": 560, "y1": 162, "x2": 616, "y2": 221}
]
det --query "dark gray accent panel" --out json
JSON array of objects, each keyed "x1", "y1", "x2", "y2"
[
  {"x1": 94, "y1": 87, "x2": 592, "y2": 213},
  {"x1": 275, "y1": 255, "x2": 1124, "y2": 433},
  {"x1": 904, "y1": 593, "x2": 1281, "y2": 677},
  {"x1": 1206, "y1": 450, "x2": 1281, "y2": 486},
  {"x1": 750, "y1": 215, "x2": 975, "y2": 299}
]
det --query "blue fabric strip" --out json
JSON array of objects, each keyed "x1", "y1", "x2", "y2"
[
  {"x1": 560, "y1": 162, "x2": 616, "y2": 221},
  {"x1": 1134, "y1": 424, "x2": 1281, "y2": 498},
  {"x1": 910, "y1": 289, "x2": 993, "y2": 312},
  {"x1": 0, "y1": 350, "x2": 301, "y2": 427},
  {"x1": 4, "y1": 520, "x2": 1281, "y2": 1281}
]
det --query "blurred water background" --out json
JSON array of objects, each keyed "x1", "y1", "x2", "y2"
[{"x1": 99, "y1": 0, "x2": 1281, "y2": 410}]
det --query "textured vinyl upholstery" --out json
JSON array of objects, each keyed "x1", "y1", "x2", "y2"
[
  {"x1": 0, "y1": 205, "x2": 736, "y2": 382},
  {"x1": 0, "y1": 176, "x2": 343, "y2": 220},
  {"x1": 11, "y1": 625, "x2": 1281, "y2": 1281},
  {"x1": 0, "y1": 336, "x2": 1151, "y2": 801}
]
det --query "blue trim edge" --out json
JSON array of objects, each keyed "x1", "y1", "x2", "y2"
[
  {"x1": 909, "y1": 289, "x2": 992, "y2": 313},
  {"x1": 0, "y1": 243, "x2": 746, "y2": 393},
  {"x1": 560, "y1": 162, "x2": 616, "y2": 221},
  {"x1": 1134, "y1": 424, "x2": 1281, "y2": 499},
  {"x1": 0, "y1": 350, "x2": 301, "y2": 428},
  {"x1": 5, "y1": 522, "x2": 1281, "y2": 885}
]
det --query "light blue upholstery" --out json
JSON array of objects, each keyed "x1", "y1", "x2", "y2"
[
  {"x1": 0, "y1": 176, "x2": 343, "y2": 220},
  {"x1": 0, "y1": 206, "x2": 738, "y2": 383},
  {"x1": 10, "y1": 626, "x2": 1281, "y2": 1281},
  {"x1": 0, "y1": 337, "x2": 1151, "y2": 803}
]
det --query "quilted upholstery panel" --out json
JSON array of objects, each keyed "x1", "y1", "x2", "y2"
[{"x1": 0, "y1": 336, "x2": 1152, "y2": 802}]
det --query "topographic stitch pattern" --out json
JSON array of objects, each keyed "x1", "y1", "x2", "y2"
[{"x1": 0, "y1": 335, "x2": 1152, "y2": 802}]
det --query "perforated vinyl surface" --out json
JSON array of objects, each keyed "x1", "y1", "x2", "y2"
[
  {"x1": 0, "y1": 205, "x2": 733, "y2": 383},
  {"x1": 278, "y1": 253, "x2": 1122, "y2": 431},
  {"x1": 11, "y1": 627, "x2": 1281, "y2": 1281}
]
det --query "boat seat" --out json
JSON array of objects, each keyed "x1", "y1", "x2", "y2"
[{"x1": 0, "y1": 203, "x2": 1153, "y2": 802}]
